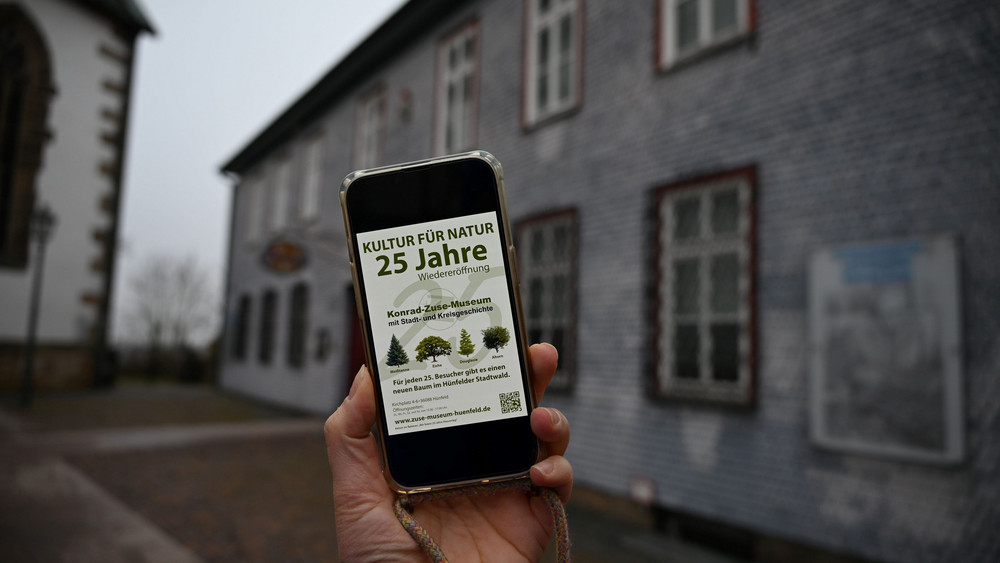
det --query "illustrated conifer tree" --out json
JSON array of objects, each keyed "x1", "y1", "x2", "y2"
[
  {"x1": 415, "y1": 335, "x2": 452, "y2": 362},
  {"x1": 386, "y1": 334, "x2": 409, "y2": 366},
  {"x1": 458, "y1": 328, "x2": 475, "y2": 357},
  {"x1": 481, "y1": 326, "x2": 511, "y2": 352}
]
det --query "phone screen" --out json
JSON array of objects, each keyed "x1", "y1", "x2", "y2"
[
  {"x1": 355, "y1": 210, "x2": 527, "y2": 434},
  {"x1": 342, "y1": 154, "x2": 537, "y2": 490}
]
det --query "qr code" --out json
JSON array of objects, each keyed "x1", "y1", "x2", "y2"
[{"x1": 499, "y1": 391, "x2": 522, "y2": 414}]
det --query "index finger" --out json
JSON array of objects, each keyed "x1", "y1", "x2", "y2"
[{"x1": 528, "y1": 342, "x2": 559, "y2": 402}]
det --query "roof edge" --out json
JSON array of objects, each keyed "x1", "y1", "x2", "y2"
[
  {"x1": 220, "y1": 0, "x2": 468, "y2": 176},
  {"x1": 74, "y1": 0, "x2": 156, "y2": 35}
]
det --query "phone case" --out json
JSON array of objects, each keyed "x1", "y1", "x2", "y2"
[{"x1": 340, "y1": 151, "x2": 538, "y2": 494}]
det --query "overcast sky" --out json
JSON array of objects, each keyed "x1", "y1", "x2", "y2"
[{"x1": 113, "y1": 0, "x2": 407, "y2": 343}]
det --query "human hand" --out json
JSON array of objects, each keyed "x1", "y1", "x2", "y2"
[{"x1": 324, "y1": 342, "x2": 571, "y2": 561}]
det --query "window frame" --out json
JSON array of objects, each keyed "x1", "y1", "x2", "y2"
[
  {"x1": 656, "y1": 0, "x2": 754, "y2": 71},
  {"x1": 287, "y1": 282, "x2": 309, "y2": 370},
  {"x1": 0, "y1": 6, "x2": 54, "y2": 269},
  {"x1": 522, "y1": 0, "x2": 585, "y2": 128},
  {"x1": 515, "y1": 208, "x2": 579, "y2": 391},
  {"x1": 243, "y1": 176, "x2": 264, "y2": 245},
  {"x1": 258, "y1": 288, "x2": 278, "y2": 365},
  {"x1": 299, "y1": 134, "x2": 324, "y2": 221},
  {"x1": 434, "y1": 20, "x2": 481, "y2": 155},
  {"x1": 652, "y1": 167, "x2": 756, "y2": 405},
  {"x1": 355, "y1": 86, "x2": 386, "y2": 170},
  {"x1": 270, "y1": 158, "x2": 291, "y2": 233},
  {"x1": 231, "y1": 294, "x2": 252, "y2": 361}
]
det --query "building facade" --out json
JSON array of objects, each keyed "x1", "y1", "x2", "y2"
[
  {"x1": 219, "y1": 1, "x2": 999, "y2": 561},
  {"x1": 0, "y1": 0, "x2": 153, "y2": 389}
]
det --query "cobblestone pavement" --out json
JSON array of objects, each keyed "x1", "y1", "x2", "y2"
[{"x1": 0, "y1": 385, "x2": 735, "y2": 562}]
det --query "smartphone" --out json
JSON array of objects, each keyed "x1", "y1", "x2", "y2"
[{"x1": 340, "y1": 151, "x2": 539, "y2": 493}]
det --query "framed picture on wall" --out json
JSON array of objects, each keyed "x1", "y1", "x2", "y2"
[{"x1": 809, "y1": 235, "x2": 964, "y2": 464}]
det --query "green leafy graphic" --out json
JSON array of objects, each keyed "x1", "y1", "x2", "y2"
[
  {"x1": 458, "y1": 328, "x2": 476, "y2": 357},
  {"x1": 415, "y1": 335, "x2": 452, "y2": 362},
  {"x1": 386, "y1": 334, "x2": 409, "y2": 366},
  {"x1": 482, "y1": 326, "x2": 510, "y2": 352}
]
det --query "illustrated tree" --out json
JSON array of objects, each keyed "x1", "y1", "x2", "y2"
[
  {"x1": 482, "y1": 326, "x2": 511, "y2": 352},
  {"x1": 458, "y1": 328, "x2": 476, "y2": 357},
  {"x1": 386, "y1": 334, "x2": 409, "y2": 366},
  {"x1": 415, "y1": 335, "x2": 452, "y2": 362}
]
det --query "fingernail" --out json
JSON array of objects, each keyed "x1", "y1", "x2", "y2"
[
  {"x1": 547, "y1": 408, "x2": 561, "y2": 427},
  {"x1": 348, "y1": 366, "x2": 366, "y2": 399},
  {"x1": 533, "y1": 459, "x2": 554, "y2": 477}
]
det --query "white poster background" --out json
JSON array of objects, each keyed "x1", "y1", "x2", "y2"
[{"x1": 355, "y1": 211, "x2": 527, "y2": 435}]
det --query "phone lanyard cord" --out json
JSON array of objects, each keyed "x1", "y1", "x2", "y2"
[{"x1": 393, "y1": 479, "x2": 571, "y2": 562}]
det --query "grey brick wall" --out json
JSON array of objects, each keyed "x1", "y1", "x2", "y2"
[{"x1": 221, "y1": 1, "x2": 1000, "y2": 560}]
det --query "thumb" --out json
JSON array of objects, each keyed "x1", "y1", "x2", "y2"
[
  {"x1": 324, "y1": 366, "x2": 386, "y2": 495},
  {"x1": 327, "y1": 365, "x2": 378, "y2": 440}
]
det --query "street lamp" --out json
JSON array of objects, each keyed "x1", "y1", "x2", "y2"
[{"x1": 19, "y1": 203, "x2": 57, "y2": 407}]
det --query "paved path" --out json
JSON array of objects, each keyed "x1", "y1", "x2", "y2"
[
  {"x1": 0, "y1": 386, "x2": 738, "y2": 562},
  {"x1": 0, "y1": 391, "x2": 321, "y2": 563},
  {"x1": 0, "y1": 451, "x2": 203, "y2": 563},
  {"x1": 21, "y1": 418, "x2": 322, "y2": 454},
  {"x1": 1, "y1": 428, "x2": 206, "y2": 561}
]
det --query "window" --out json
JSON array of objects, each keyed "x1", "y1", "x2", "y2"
[
  {"x1": 356, "y1": 88, "x2": 386, "y2": 169},
  {"x1": 270, "y1": 159, "x2": 291, "y2": 232},
  {"x1": 300, "y1": 135, "x2": 324, "y2": 220},
  {"x1": 654, "y1": 168, "x2": 755, "y2": 404},
  {"x1": 658, "y1": 0, "x2": 752, "y2": 70},
  {"x1": 231, "y1": 294, "x2": 251, "y2": 360},
  {"x1": 523, "y1": 0, "x2": 583, "y2": 126},
  {"x1": 517, "y1": 210, "x2": 578, "y2": 390},
  {"x1": 315, "y1": 327, "x2": 332, "y2": 361},
  {"x1": 0, "y1": 6, "x2": 53, "y2": 268},
  {"x1": 258, "y1": 289, "x2": 277, "y2": 365},
  {"x1": 244, "y1": 177, "x2": 263, "y2": 243},
  {"x1": 287, "y1": 283, "x2": 309, "y2": 369},
  {"x1": 435, "y1": 21, "x2": 480, "y2": 154}
]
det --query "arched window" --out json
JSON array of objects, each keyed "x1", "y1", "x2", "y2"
[
  {"x1": 0, "y1": 6, "x2": 54, "y2": 268},
  {"x1": 287, "y1": 283, "x2": 309, "y2": 369},
  {"x1": 231, "y1": 294, "x2": 251, "y2": 361},
  {"x1": 258, "y1": 289, "x2": 277, "y2": 365}
]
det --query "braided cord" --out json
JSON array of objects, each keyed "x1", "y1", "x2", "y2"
[{"x1": 393, "y1": 480, "x2": 571, "y2": 562}]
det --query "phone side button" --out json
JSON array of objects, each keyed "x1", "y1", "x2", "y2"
[
  {"x1": 509, "y1": 246, "x2": 520, "y2": 289},
  {"x1": 345, "y1": 237, "x2": 355, "y2": 263},
  {"x1": 349, "y1": 262, "x2": 364, "y2": 317}
]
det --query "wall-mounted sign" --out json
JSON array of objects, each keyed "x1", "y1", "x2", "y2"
[
  {"x1": 262, "y1": 239, "x2": 308, "y2": 273},
  {"x1": 809, "y1": 235, "x2": 963, "y2": 464}
]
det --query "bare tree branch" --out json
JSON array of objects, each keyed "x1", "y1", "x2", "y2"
[{"x1": 124, "y1": 254, "x2": 217, "y2": 350}]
